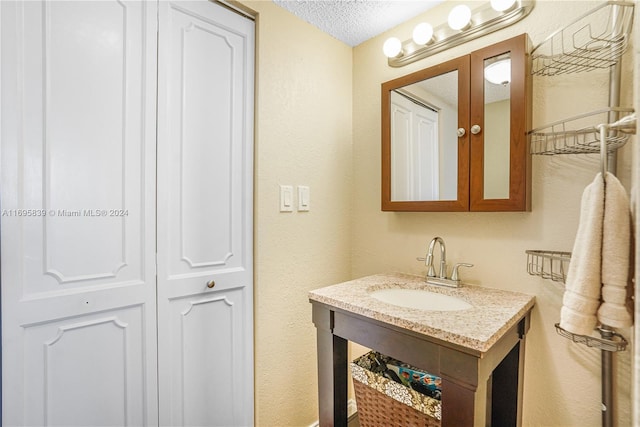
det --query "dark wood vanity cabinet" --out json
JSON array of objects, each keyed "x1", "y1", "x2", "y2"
[
  {"x1": 311, "y1": 301, "x2": 531, "y2": 427},
  {"x1": 382, "y1": 34, "x2": 532, "y2": 212},
  {"x1": 309, "y1": 273, "x2": 535, "y2": 427}
]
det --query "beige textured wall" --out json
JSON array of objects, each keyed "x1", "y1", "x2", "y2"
[
  {"x1": 352, "y1": 1, "x2": 634, "y2": 426},
  {"x1": 242, "y1": 1, "x2": 353, "y2": 426},
  {"x1": 241, "y1": 0, "x2": 635, "y2": 425}
]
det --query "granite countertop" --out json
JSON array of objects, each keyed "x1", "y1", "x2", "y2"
[{"x1": 309, "y1": 272, "x2": 535, "y2": 353}]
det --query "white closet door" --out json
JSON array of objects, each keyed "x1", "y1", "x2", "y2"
[
  {"x1": 1, "y1": 1, "x2": 159, "y2": 426},
  {"x1": 156, "y1": 1, "x2": 254, "y2": 426}
]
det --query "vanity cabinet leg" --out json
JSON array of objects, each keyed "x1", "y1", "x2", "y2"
[
  {"x1": 441, "y1": 379, "x2": 475, "y2": 426},
  {"x1": 486, "y1": 340, "x2": 525, "y2": 427},
  {"x1": 315, "y1": 314, "x2": 348, "y2": 426}
]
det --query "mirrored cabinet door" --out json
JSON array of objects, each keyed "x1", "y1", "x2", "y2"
[
  {"x1": 381, "y1": 34, "x2": 531, "y2": 212},
  {"x1": 470, "y1": 34, "x2": 531, "y2": 211},
  {"x1": 382, "y1": 56, "x2": 470, "y2": 211}
]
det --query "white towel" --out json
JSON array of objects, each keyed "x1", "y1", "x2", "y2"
[
  {"x1": 560, "y1": 173, "x2": 604, "y2": 336},
  {"x1": 597, "y1": 172, "x2": 634, "y2": 328}
]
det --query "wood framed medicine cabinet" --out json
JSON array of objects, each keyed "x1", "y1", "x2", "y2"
[{"x1": 382, "y1": 34, "x2": 532, "y2": 212}]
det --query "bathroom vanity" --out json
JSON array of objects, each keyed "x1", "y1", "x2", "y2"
[{"x1": 309, "y1": 273, "x2": 535, "y2": 426}]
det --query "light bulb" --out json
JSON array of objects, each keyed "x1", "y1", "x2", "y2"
[
  {"x1": 490, "y1": 0, "x2": 517, "y2": 12},
  {"x1": 448, "y1": 5, "x2": 472, "y2": 31},
  {"x1": 484, "y1": 59, "x2": 511, "y2": 85},
  {"x1": 383, "y1": 37, "x2": 403, "y2": 58},
  {"x1": 412, "y1": 23, "x2": 434, "y2": 45}
]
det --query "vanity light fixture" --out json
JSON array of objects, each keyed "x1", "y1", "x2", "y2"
[
  {"x1": 384, "y1": 0, "x2": 534, "y2": 67},
  {"x1": 484, "y1": 58, "x2": 511, "y2": 85},
  {"x1": 382, "y1": 37, "x2": 403, "y2": 58},
  {"x1": 490, "y1": 0, "x2": 517, "y2": 12},
  {"x1": 448, "y1": 5, "x2": 472, "y2": 31},
  {"x1": 412, "y1": 23, "x2": 434, "y2": 46}
]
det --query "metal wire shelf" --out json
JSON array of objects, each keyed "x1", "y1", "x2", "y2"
[
  {"x1": 526, "y1": 250, "x2": 629, "y2": 352},
  {"x1": 525, "y1": 250, "x2": 571, "y2": 283},
  {"x1": 528, "y1": 108, "x2": 635, "y2": 155},
  {"x1": 555, "y1": 324, "x2": 628, "y2": 352},
  {"x1": 531, "y1": 1, "x2": 635, "y2": 76}
]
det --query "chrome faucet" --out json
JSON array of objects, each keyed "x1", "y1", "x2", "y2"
[
  {"x1": 426, "y1": 236, "x2": 447, "y2": 279},
  {"x1": 417, "y1": 237, "x2": 473, "y2": 288}
]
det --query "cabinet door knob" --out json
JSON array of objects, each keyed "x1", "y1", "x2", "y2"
[
  {"x1": 470, "y1": 124, "x2": 482, "y2": 135},
  {"x1": 457, "y1": 127, "x2": 466, "y2": 137},
  {"x1": 207, "y1": 280, "x2": 216, "y2": 289}
]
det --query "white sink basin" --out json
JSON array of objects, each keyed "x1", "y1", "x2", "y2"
[{"x1": 370, "y1": 288, "x2": 472, "y2": 311}]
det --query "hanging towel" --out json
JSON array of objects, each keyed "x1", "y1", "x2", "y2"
[
  {"x1": 597, "y1": 172, "x2": 634, "y2": 329},
  {"x1": 560, "y1": 173, "x2": 604, "y2": 336}
]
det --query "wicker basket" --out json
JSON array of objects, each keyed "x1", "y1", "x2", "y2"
[{"x1": 351, "y1": 352, "x2": 441, "y2": 427}]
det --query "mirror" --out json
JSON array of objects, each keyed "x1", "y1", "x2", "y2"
[
  {"x1": 382, "y1": 34, "x2": 530, "y2": 212},
  {"x1": 483, "y1": 52, "x2": 511, "y2": 200},
  {"x1": 387, "y1": 55, "x2": 513, "y2": 203},
  {"x1": 389, "y1": 70, "x2": 459, "y2": 202},
  {"x1": 382, "y1": 55, "x2": 470, "y2": 212}
]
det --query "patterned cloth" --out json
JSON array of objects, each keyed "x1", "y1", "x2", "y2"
[{"x1": 351, "y1": 351, "x2": 442, "y2": 420}]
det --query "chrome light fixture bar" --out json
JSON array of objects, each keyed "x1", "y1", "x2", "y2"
[{"x1": 387, "y1": 0, "x2": 535, "y2": 67}]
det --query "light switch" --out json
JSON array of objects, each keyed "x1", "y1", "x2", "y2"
[
  {"x1": 298, "y1": 186, "x2": 310, "y2": 211},
  {"x1": 280, "y1": 185, "x2": 293, "y2": 212}
]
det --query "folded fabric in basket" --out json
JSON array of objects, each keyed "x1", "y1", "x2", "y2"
[
  {"x1": 387, "y1": 364, "x2": 442, "y2": 400},
  {"x1": 359, "y1": 351, "x2": 442, "y2": 400}
]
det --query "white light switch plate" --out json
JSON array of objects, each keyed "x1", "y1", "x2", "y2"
[
  {"x1": 280, "y1": 185, "x2": 293, "y2": 212},
  {"x1": 298, "y1": 185, "x2": 310, "y2": 211}
]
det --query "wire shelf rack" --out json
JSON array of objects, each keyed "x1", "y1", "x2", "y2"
[
  {"x1": 531, "y1": 1, "x2": 635, "y2": 76},
  {"x1": 555, "y1": 324, "x2": 628, "y2": 352},
  {"x1": 525, "y1": 250, "x2": 630, "y2": 352},
  {"x1": 525, "y1": 250, "x2": 571, "y2": 283},
  {"x1": 528, "y1": 108, "x2": 635, "y2": 155}
]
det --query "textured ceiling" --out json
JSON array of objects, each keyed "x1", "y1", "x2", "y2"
[{"x1": 272, "y1": 0, "x2": 445, "y2": 47}]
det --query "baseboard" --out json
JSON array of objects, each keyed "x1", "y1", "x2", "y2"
[
  {"x1": 347, "y1": 399, "x2": 357, "y2": 419},
  {"x1": 307, "y1": 399, "x2": 357, "y2": 427}
]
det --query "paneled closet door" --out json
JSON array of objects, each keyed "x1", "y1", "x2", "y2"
[
  {"x1": 156, "y1": 1, "x2": 255, "y2": 426},
  {"x1": 0, "y1": 1, "x2": 159, "y2": 426}
]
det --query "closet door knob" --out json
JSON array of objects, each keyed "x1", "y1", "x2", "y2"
[
  {"x1": 471, "y1": 124, "x2": 482, "y2": 135},
  {"x1": 457, "y1": 128, "x2": 466, "y2": 137},
  {"x1": 206, "y1": 280, "x2": 216, "y2": 289}
]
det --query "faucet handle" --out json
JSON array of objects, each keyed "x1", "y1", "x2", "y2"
[
  {"x1": 416, "y1": 255, "x2": 436, "y2": 277},
  {"x1": 451, "y1": 263, "x2": 474, "y2": 281}
]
